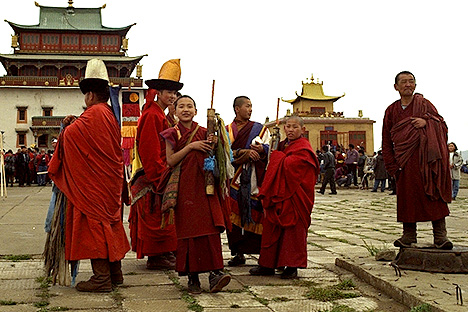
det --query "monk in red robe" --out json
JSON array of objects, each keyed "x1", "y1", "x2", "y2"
[
  {"x1": 160, "y1": 95, "x2": 231, "y2": 294},
  {"x1": 382, "y1": 71, "x2": 452, "y2": 249},
  {"x1": 250, "y1": 116, "x2": 319, "y2": 279},
  {"x1": 129, "y1": 59, "x2": 182, "y2": 269},
  {"x1": 49, "y1": 59, "x2": 130, "y2": 292}
]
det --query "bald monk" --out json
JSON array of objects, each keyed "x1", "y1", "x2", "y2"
[{"x1": 250, "y1": 116, "x2": 319, "y2": 279}]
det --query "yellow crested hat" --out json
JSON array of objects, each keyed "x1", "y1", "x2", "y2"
[{"x1": 145, "y1": 59, "x2": 183, "y2": 91}]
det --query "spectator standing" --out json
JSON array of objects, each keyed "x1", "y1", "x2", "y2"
[
  {"x1": 357, "y1": 149, "x2": 367, "y2": 187},
  {"x1": 15, "y1": 146, "x2": 30, "y2": 187},
  {"x1": 345, "y1": 144, "x2": 359, "y2": 186},
  {"x1": 36, "y1": 149, "x2": 50, "y2": 186},
  {"x1": 371, "y1": 151, "x2": 387, "y2": 192},
  {"x1": 448, "y1": 142, "x2": 463, "y2": 200},
  {"x1": 4, "y1": 150, "x2": 15, "y2": 187},
  {"x1": 318, "y1": 145, "x2": 337, "y2": 194}
]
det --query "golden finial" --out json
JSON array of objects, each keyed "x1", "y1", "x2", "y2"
[
  {"x1": 68, "y1": 0, "x2": 73, "y2": 7},
  {"x1": 265, "y1": 116, "x2": 270, "y2": 123},
  {"x1": 358, "y1": 110, "x2": 363, "y2": 118},
  {"x1": 310, "y1": 74, "x2": 314, "y2": 82},
  {"x1": 102, "y1": 4, "x2": 106, "y2": 8},
  {"x1": 286, "y1": 109, "x2": 291, "y2": 117},
  {"x1": 35, "y1": 1, "x2": 40, "y2": 7}
]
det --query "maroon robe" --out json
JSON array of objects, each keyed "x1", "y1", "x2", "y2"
[
  {"x1": 382, "y1": 94, "x2": 451, "y2": 222},
  {"x1": 160, "y1": 122, "x2": 230, "y2": 274},
  {"x1": 129, "y1": 90, "x2": 177, "y2": 258},
  {"x1": 258, "y1": 137, "x2": 319, "y2": 269},
  {"x1": 49, "y1": 103, "x2": 130, "y2": 262}
]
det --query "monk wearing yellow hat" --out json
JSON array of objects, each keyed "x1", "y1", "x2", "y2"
[{"x1": 129, "y1": 59, "x2": 183, "y2": 269}]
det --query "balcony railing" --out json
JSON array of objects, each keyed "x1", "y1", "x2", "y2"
[
  {"x1": 1, "y1": 76, "x2": 143, "y2": 88},
  {"x1": 31, "y1": 116, "x2": 65, "y2": 127}
]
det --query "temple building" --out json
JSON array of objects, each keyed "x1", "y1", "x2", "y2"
[
  {"x1": 266, "y1": 75, "x2": 375, "y2": 153},
  {"x1": 0, "y1": 0, "x2": 145, "y2": 150}
]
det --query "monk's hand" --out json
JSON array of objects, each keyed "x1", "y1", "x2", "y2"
[
  {"x1": 207, "y1": 134, "x2": 218, "y2": 144},
  {"x1": 411, "y1": 117, "x2": 426, "y2": 129},
  {"x1": 250, "y1": 143, "x2": 264, "y2": 154},
  {"x1": 248, "y1": 149, "x2": 261, "y2": 161},
  {"x1": 190, "y1": 140, "x2": 213, "y2": 152},
  {"x1": 62, "y1": 115, "x2": 77, "y2": 126}
]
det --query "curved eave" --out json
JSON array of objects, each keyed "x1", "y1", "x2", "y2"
[
  {"x1": 0, "y1": 53, "x2": 146, "y2": 63},
  {"x1": 281, "y1": 94, "x2": 344, "y2": 104},
  {"x1": 5, "y1": 20, "x2": 135, "y2": 36}
]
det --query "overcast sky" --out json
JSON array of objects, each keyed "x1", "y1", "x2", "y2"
[{"x1": 1, "y1": 0, "x2": 467, "y2": 151}]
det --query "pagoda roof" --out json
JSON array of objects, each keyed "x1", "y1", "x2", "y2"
[
  {"x1": 0, "y1": 53, "x2": 145, "y2": 63},
  {"x1": 282, "y1": 76, "x2": 345, "y2": 103},
  {"x1": 5, "y1": 3, "x2": 135, "y2": 35}
]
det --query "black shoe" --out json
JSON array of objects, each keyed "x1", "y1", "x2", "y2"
[
  {"x1": 188, "y1": 274, "x2": 202, "y2": 294},
  {"x1": 249, "y1": 266, "x2": 275, "y2": 276},
  {"x1": 371, "y1": 190, "x2": 377, "y2": 192},
  {"x1": 280, "y1": 267, "x2": 298, "y2": 279},
  {"x1": 209, "y1": 271, "x2": 231, "y2": 293},
  {"x1": 329, "y1": 192, "x2": 337, "y2": 195},
  {"x1": 317, "y1": 191, "x2": 324, "y2": 195},
  {"x1": 389, "y1": 192, "x2": 396, "y2": 195},
  {"x1": 227, "y1": 254, "x2": 246, "y2": 267},
  {"x1": 394, "y1": 238, "x2": 416, "y2": 248}
]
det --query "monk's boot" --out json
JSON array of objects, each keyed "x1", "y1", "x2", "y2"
[
  {"x1": 147, "y1": 254, "x2": 175, "y2": 270},
  {"x1": 228, "y1": 253, "x2": 246, "y2": 267},
  {"x1": 280, "y1": 267, "x2": 298, "y2": 279},
  {"x1": 209, "y1": 270, "x2": 231, "y2": 293},
  {"x1": 394, "y1": 222, "x2": 417, "y2": 248},
  {"x1": 432, "y1": 218, "x2": 453, "y2": 250},
  {"x1": 76, "y1": 259, "x2": 112, "y2": 292},
  {"x1": 187, "y1": 273, "x2": 202, "y2": 294},
  {"x1": 109, "y1": 260, "x2": 123, "y2": 286},
  {"x1": 249, "y1": 265, "x2": 275, "y2": 276}
]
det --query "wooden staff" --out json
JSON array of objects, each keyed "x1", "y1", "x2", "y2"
[
  {"x1": 205, "y1": 80, "x2": 216, "y2": 195},
  {"x1": 0, "y1": 131, "x2": 7, "y2": 198},
  {"x1": 270, "y1": 98, "x2": 281, "y2": 152}
]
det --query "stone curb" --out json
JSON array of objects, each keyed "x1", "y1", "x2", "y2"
[{"x1": 335, "y1": 257, "x2": 446, "y2": 312}]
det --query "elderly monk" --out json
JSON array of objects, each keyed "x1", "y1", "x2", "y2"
[
  {"x1": 129, "y1": 59, "x2": 182, "y2": 269},
  {"x1": 250, "y1": 116, "x2": 319, "y2": 278},
  {"x1": 49, "y1": 59, "x2": 130, "y2": 292},
  {"x1": 382, "y1": 71, "x2": 452, "y2": 250}
]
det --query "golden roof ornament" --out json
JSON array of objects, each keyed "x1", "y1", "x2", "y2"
[
  {"x1": 358, "y1": 110, "x2": 363, "y2": 118},
  {"x1": 35, "y1": 1, "x2": 40, "y2": 7},
  {"x1": 68, "y1": 0, "x2": 73, "y2": 7}
]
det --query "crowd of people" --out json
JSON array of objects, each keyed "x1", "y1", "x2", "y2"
[
  {"x1": 17, "y1": 61, "x2": 460, "y2": 296},
  {"x1": 2, "y1": 142, "x2": 56, "y2": 187}
]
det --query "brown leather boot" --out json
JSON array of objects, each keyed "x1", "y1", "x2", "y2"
[
  {"x1": 109, "y1": 260, "x2": 123, "y2": 286},
  {"x1": 394, "y1": 222, "x2": 417, "y2": 248},
  {"x1": 76, "y1": 259, "x2": 112, "y2": 292},
  {"x1": 432, "y1": 218, "x2": 453, "y2": 250}
]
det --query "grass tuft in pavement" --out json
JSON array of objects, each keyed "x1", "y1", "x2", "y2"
[
  {"x1": 410, "y1": 303, "x2": 432, "y2": 312},
  {"x1": 0, "y1": 300, "x2": 16, "y2": 305}
]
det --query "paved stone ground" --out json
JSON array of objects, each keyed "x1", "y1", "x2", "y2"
[{"x1": 0, "y1": 184, "x2": 467, "y2": 311}]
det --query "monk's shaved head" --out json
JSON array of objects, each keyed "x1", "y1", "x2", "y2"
[{"x1": 285, "y1": 115, "x2": 304, "y2": 127}]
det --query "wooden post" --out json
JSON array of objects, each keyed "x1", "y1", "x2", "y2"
[{"x1": 0, "y1": 131, "x2": 7, "y2": 198}]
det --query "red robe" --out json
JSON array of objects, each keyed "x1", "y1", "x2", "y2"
[
  {"x1": 48, "y1": 103, "x2": 130, "y2": 262},
  {"x1": 160, "y1": 122, "x2": 230, "y2": 273},
  {"x1": 258, "y1": 137, "x2": 319, "y2": 269},
  {"x1": 129, "y1": 90, "x2": 177, "y2": 258},
  {"x1": 382, "y1": 94, "x2": 451, "y2": 222}
]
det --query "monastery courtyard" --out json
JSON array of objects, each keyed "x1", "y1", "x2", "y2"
[{"x1": 0, "y1": 184, "x2": 467, "y2": 312}]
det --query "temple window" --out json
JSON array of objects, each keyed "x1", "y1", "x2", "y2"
[
  {"x1": 41, "y1": 66, "x2": 58, "y2": 77},
  {"x1": 17, "y1": 132, "x2": 27, "y2": 147},
  {"x1": 119, "y1": 67, "x2": 129, "y2": 77},
  {"x1": 38, "y1": 134, "x2": 48, "y2": 147},
  {"x1": 61, "y1": 66, "x2": 79, "y2": 79},
  {"x1": 20, "y1": 65, "x2": 38, "y2": 76},
  {"x1": 81, "y1": 35, "x2": 99, "y2": 51},
  {"x1": 17, "y1": 107, "x2": 28, "y2": 123},
  {"x1": 107, "y1": 67, "x2": 118, "y2": 77},
  {"x1": 43, "y1": 108, "x2": 53, "y2": 116}
]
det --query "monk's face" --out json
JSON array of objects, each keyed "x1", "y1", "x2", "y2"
[
  {"x1": 284, "y1": 120, "x2": 305, "y2": 141},
  {"x1": 394, "y1": 73, "x2": 416, "y2": 97},
  {"x1": 175, "y1": 97, "x2": 197, "y2": 123},
  {"x1": 157, "y1": 90, "x2": 178, "y2": 108},
  {"x1": 235, "y1": 100, "x2": 252, "y2": 121}
]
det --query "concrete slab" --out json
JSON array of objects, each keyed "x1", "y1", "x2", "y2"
[
  {"x1": 267, "y1": 299, "x2": 333, "y2": 312},
  {"x1": 122, "y1": 298, "x2": 187, "y2": 312},
  {"x1": 119, "y1": 285, "x2": 180, "y2": 300},
  {"x1": 0, "y1": 304, "x2": 37, "y2": 312},
  {"x1": 249, "y1": 285, "x2": 309, "y2": 300},
  {"x1": 196, "y1": 292, "x2": 265, "y2": 308},
  {"x1": 48, "y1": 286, "x2": 116, "y2": 309}
]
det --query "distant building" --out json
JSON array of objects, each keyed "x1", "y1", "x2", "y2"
[
  {"x1": 265, "y1": 75, "x2": 375, "y2": 153},
  {"x1": 0, "y1": 1, "x2": 145, "y2": 150}
]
